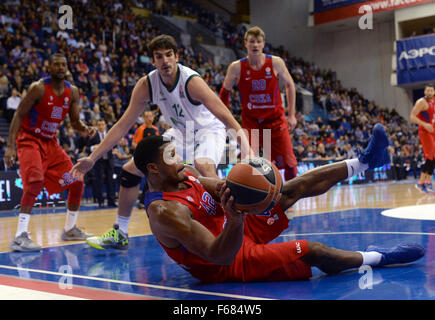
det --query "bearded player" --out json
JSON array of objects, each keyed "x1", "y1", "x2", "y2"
[{"x1": 4, "y1": 53, "x2": 96, "y2": 252}]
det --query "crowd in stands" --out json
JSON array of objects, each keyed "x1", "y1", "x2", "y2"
[
  {"x1": 409, "y1": 25, "x2": 435, "y2": 38},
  {"x1": 0, "y1": 0, "x2": 427, "y2": 203}
]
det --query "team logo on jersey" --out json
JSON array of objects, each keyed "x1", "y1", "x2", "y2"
[
  {"x1": 50, "y1": 96, "x2": 54, "y2": 101},
  {"x1": 265, "y1": 67, "x2": 272, "y2": 79},
  {"x1": 63, "y1": 97, "x2": 69, "y2": 108},
  {"x1": 58, "y1": 172, "x2": 78, "y2": 187},
  {"x1": 159, "y1": 90, "x2": 167, "y2": 101},
  {"x1": 267, "y1": 214, "x2": 279, "y2": 225},
  {"x1": 186, "y1": 196, "x2": 194, "y2": 202},
  {"x1": 179, "y1": 85, "x2": 185, "y2": 98}
]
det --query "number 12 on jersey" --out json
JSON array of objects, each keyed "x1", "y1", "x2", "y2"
[{"x1": 172, "y1": 103, "x2": 185, "y2": 118}]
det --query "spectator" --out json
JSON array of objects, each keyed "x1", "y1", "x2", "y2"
[
  {"x1": 6, "y1": 88, "x2": 21, "y2": 123},
  {"x1": 89, "y1": 119, "x2": 116, "y2": 208},
  {"x1": 112, "y1": 137, "x2": 133, "y2": 193}
]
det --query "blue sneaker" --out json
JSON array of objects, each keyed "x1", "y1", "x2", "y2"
[
  {"x1": 415, "y1": 183, "x2": 430, "y2": 194},
  {"x1": 366, "y1": 243, "x2": 425, "y2": 266},
  {"x1": 358, "y1": 123, "x2": 390, "y2": 169}
]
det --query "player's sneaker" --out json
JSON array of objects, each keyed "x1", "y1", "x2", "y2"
[
  {"x1": 10, "y1": 232, "x2": 42, "y2": 252},
  {"x1": 61, "y1": 226, "x2": 93, "y2": 241},
  {"x1": 366, "y1": 243, "x2": 425, "y2": 266},
  {"x1": 358, "y1": 123, "x2": 390, "y2": 169},
  {"x1": 86, "y1": 224, "x2": 129, "y2": 250},
  {"x1": 415, "y1": 183, "x2": 430, "y2": 194}
]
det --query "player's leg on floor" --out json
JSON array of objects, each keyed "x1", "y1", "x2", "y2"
[
  {"x1": 279, "y1": 123, "x2": 389, "y2": 210},
  {"x1": 301, "y1": 241, "x2": 425, "y2": 274},
  {"x1": 11, "y1": 180, "x2": 45, "y2": 252},
  {"x1": 86, "y1": 158, "x2": 142, "y2": 250},
  {"x1": 11, "y1": 143, "x2": 44, "y2": 252}
]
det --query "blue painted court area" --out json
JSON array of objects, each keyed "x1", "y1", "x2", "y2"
[{"x1": 0, "y1": 208, "x2": 433, "y2": 300}]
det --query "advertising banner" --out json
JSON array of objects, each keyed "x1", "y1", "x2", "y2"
[
  {"x1": 0, "y1": 171, "x2": 65, "y2": 211},
  {"x1": 313, "y1": 0, "x2": 434, "y2": 25},
  {"x1": 396, "y1": 34, "x2": 435, "y2": 85}
]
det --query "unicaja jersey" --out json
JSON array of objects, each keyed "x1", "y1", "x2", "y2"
[
  {"x1": 21, "y1": 77, "x2": 72, "y2": 140},
  {"x1": 237, "y1": 55, "x2": 284, "y2": 120},
  {"x1": 147, "y1": 64, "x2": 225, "y2": 132},
  {"x1": 417, "y1": 97, "x2": 435, "y2": 132}
]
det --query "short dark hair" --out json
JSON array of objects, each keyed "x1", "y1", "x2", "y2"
[
  {"x1": 425, "y1": 84, "x2": 434, "y2": 90},
  {"x1": 134, "y1": 135, "x2": 171, "y2": 176},
  {"x1": 49, "y1": 53, "x2": 66, "y2": 64},
  {"x1": 147, "y1": 34, "x2": 178, "y2": 57}
]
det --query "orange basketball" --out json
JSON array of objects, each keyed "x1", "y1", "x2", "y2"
[{"x1": 226, "y1": 157, "x2": 283, "y2": 213}]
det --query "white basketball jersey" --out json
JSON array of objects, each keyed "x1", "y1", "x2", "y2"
[{"x1": 147, "y1": 64, "x2": 225, "y2": 132}]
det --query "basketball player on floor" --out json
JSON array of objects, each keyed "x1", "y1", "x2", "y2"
[
  {"x1": 220, "y1": 26, "x2": 298, "y2": 181},
  {"x1": 410, "y1": 84, "x2": 435, "y2": 194},
  {"x1": 133, "y1": 123, "x2": 424, "y2": 283},
  {"x1": 71, "y1": 35, "x2": 253, "y2": 250},
  {"x1": 4, "y1": 54, "x2": 96, "y2": 252}
]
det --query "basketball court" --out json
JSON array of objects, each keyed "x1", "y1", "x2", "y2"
[{"x1": 0, "y1": 179, "x2": 433, "y2": 300}]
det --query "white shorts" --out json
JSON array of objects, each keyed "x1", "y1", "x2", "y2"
[{"x1": 163, "y1": 126, "x2": 226, "y2": 166}]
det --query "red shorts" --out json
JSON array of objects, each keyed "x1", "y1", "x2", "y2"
[
  {"x1": 16, "y1": 130, "x2": 75, "y2": 194},
  {"x1": 192, "y1": 204, "x2": 312, "y2": 283},
  {"x1": 243, "y1": 114, "x2": 297, "y2": 169},
  {"x1": 418, "y1": 127, "x2": 435, "y2": 160}
]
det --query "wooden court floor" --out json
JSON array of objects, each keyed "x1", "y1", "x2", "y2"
[{"x1": 0, "y1": 179, "x2": 433, "y2": 253}]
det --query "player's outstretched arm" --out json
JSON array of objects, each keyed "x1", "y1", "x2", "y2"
[
  {"x1": 71, "y1": 76, "x2": 151, "y2": 180},
  {"x1": 187, "y1": 75, "x2": 253, "y2": 159}
]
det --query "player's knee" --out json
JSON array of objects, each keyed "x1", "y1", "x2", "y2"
[
  {"x1": 120, "y1": 168, "x2": 142, "y2": 188},
  {"x1": 21, "y1": 180, "x2": 44, "y2": 207}
]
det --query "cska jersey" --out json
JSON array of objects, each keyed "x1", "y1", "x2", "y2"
[
  {"x1": 21, "y1": 77, "x2": 72, "y2": 140},
  {"x1": 237, "y1": 55, "x2": 284, "y2": 120},
  {"x1": 144, "y1": 171, "x2": 226, "y2": 279},
  {"x1": 417, "y1": 97, "x2": 435, "y2": 132}
]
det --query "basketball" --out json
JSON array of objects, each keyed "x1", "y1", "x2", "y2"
[{"x1": 226, "y1": 157, "x2": 283, "y2": 213}]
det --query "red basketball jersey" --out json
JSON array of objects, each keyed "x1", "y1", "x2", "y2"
[
  {"x1": 417, "y1": 97, "x2": 435, "y2": 132},
  {"x1": 237, "y1": 55, "x2": 284, "y2": 120},
  {"x1": 144, "y1": 171, "x2": 226, "y2": 277},
  {"x1": 21, "y1": 77, "x2": 72, "y2": 140}
]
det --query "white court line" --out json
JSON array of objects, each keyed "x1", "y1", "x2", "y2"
[
  {"x1": 279, "y1": 231, "x2": 435, "y2": 237},
  {"x1": 0, "y1": 265, "x2": 272, "y2": 300}
]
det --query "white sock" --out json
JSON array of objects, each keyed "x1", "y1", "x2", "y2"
[
  {"x1": 345, "y1": 158, "x2": 369, "y2": 178},
  {"x1": 357, "y1": 251, "x2": 382, "y2": 266},
  {"x1": 116, "y1": 215, "x2": 130, "y2": 234},
  {"x1": 16, "y1": 213, "x2": 31, "y2": 237},
  {"x1": 64, "y1": 210, "x2": 79, "y2": 231}
]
